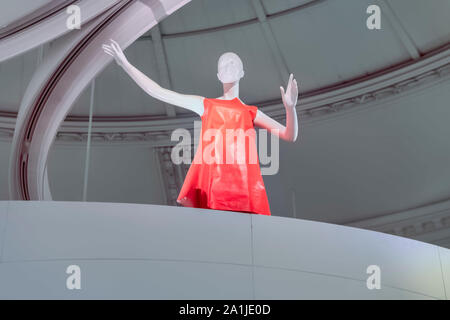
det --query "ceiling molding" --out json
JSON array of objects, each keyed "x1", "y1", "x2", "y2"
[
  {"x1": 1, "y1": 59, "x2": 447, "y2": 147},
  {"x1": 1, "y1": 44, "x2": 449, "y2": 145},
  {"x1": 1, "y1": 43, "x2": 448, "y2": 126},
  {"x1": 346, "y1": 198, "x2": 450, "y2": 248}
]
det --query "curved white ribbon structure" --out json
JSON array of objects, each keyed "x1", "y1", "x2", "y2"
[
  {"x1": 8, "y1": 0, "x2": 190, "y2": 200},
  {"x1": 0, "y1": 0, "x2": 122, "y2": 63}
]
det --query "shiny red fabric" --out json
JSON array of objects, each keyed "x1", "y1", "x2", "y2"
[{"x1": 176, "y1": 97, "x2": 271, "y2": 215}]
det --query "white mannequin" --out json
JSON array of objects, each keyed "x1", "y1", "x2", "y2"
[{"x1": 102, "y1": 39, "x2": 298, "y2": 141}]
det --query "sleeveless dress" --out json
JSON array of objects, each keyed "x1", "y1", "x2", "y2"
[{"x1": 176, "y1": 97, "x2": 271, "y2": 215}]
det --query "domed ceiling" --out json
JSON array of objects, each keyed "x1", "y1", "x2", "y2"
[{"x1": 1, "y1": 0, "x2": 449, "y2": 120}]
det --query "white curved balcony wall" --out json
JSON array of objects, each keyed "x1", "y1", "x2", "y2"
[{"x1": 0, "y1": 201, "x2": 448, "y2": 299}]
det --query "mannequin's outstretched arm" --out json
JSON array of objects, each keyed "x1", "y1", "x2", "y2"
[
  {"x1": 254, "y1": 74, "x2": 299, "y2": 142},
  {"x1": 102, "y1": 40, "x2": 204, "y2": 116}
]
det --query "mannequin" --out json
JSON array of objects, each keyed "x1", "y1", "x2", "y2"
[{"x1": 102, "y1": 39, "x2": 299, "y2": 215}]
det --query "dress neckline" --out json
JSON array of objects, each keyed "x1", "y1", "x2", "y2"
[
  {"x1": 213, "y1": 97, "x2": 244, "y2": 105},
  {"x1": 215, "y1": 97, "x2": 239, "y2": 101}
]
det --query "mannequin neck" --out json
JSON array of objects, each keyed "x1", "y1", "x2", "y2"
[{"x1": 221, "y1": 81, "x2": 240, "y2": 100}]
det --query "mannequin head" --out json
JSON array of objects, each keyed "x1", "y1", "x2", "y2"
[{"x1": 217, "y1": 52, "x2": 244, "y2": 84}]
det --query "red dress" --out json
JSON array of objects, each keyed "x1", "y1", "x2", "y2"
[{"x1": 176, "y1": 97, "x2": 271, "y2": 215}]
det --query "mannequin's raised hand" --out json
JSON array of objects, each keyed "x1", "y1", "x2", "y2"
[
  {"x1": 280, "y1": 73, "x2": 298, "y2": 109},
  {"x1": 102, "y1": 39, "x2": 128, "y2": 68}
]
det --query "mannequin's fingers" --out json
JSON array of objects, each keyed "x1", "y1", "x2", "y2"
[
  {"x1": 104, "y1": 50, "x2": 114, "y2": 57},
  {"x1": 104, "y1": 49, "x2": 114, "y2": 55},
  {"x1": 293, "y1": 79, "x2": 299, "y2": 94},
  {"x1": 102, "y1": 45, "x2": 113, "y2": 52},
  {"x1": 110, "y1": 41, "x2": 118, "y2": 52},
  {"x1": 280, "y1": 86, "x2": 286, "y2": 104},
  {"x1": 111, "y1": 39, "x2": 121, "y2": 52},
  {"x1": 109, "y1": 41, "x2": 118, "y2": 51},
  {"x1": 114, "y1": 44, "x2": 124, "y2": 56},
  {"x1": 286, "y1": 73, "x2": 293, "y2": 93},
  {"x1": 111, "y1": 44, "x2": 121, "y2": 55}
]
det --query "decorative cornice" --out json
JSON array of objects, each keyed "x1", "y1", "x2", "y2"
[
  {"x1": 291, "y1": 62, "x2": 450, "y2": 123},
  {"x1": 0, "y1": 127, "x2": 14, "y2": 139},
  {"x1": 55, "y1": 130, "x2": 174, "y2": 145},
  {"x1": 1, "y1": 46, "x2": 450, "y2": 145},
  {"x1": 346, "y1": 198, "x2": 450, "y2": 247},
  {"x1": 154, "y1": 145, "x2": 191, "y2": 206},
  {"x1": 44, "y1": 58, "x2": 450, "y2": 144}
]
